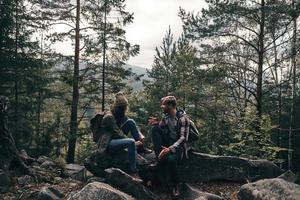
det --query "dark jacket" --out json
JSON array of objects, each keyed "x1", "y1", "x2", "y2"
[{"x1": 97, "y1": 113, "x2": 124, "y2": 152}]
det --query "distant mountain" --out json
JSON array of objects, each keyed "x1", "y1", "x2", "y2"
[{"x1": 123, "y1": 64, "x2": 151, "y2": 91}]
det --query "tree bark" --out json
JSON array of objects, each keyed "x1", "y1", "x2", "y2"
[
  {"x1": 0, "y1": 97, "x2": 28, "y2": 174},
  {"x1": 101, "y1": 0, "x2": 107, "y2": 112},
  {"x1": 66, "y1": 0, "x2": 80, "y2": 164},
  {"x1": 256, "y1": 0, "x2": 265, "y2": 133},
  {"x1": 288, "y1": 0, "x2": 298, "y2": 170}
]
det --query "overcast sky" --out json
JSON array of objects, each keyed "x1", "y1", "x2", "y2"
[
  {"x1": 53, "y1": 0, "x2": 207, "y2": 68},
  {"x1": 124, "y1": 0, "x2": 207, "y2": 68}
]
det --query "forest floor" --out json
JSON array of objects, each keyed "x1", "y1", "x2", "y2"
[
  {"x1": 153, "y1": 181, "x2": 243, "y2": 200},
  {"x1": 0, "y1": 179, "x2": 83, "y2": 200},
  {"x1": 1, "y1": 180, "x2": 242, "y2": 200}
]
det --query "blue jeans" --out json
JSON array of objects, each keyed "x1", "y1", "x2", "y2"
[
  {"x1": 121, "y1": 118, "x2": 141, "y2": 141},
  {"x1": 107, "y1": 138, "x2": 137, "y2": 172}
]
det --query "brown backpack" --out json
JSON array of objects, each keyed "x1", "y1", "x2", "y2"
[{"x1": 90, "y1": 113, "x2": 105, "y2": 143}]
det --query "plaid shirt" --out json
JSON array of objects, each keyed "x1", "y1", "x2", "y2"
[{"x1": 159, "y1": 109, "x2": 190, "y2": 153}]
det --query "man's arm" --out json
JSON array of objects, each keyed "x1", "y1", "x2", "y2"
[{"x1": 169, "y1": 116, "x2": 189, "y2": 152}]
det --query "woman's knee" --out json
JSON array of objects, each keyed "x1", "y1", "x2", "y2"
[
  {"x1": 127, "y1": 138, "x2": 135, "y2": 147},
  {"x1": 126, "y1": 118, "x2": 136, "y2": 127}
]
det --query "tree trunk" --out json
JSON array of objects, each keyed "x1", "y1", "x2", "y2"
[
  {"x1": 0, "y1": 97, "x2": 28, "y2": 174},
  {"x1": 256, "y1": 0, "x2": 265, "y2": 132},
  {"x1": 66, "y1": 0, "x2": 80, "y2": 164},
  {"x1": 288, "y1": 0, "x2": 297, "y2": 170},
  {"x1": 101, "y1": 0, "x2": 107, "y2": 112}
]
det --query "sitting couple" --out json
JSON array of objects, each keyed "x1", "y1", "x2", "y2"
[{"x1": 98, "y1": 92, "x2": 190, "y2": 197}]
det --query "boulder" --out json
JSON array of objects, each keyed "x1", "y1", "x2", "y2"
[
  {"x1": 277, "y1": 170, "x2": 298, "y2": 183},
  {"x1": 85, "y1": 150, "x2": 282, "y2": 183},
  {"x1": 67, "y1": 182, "x2": 135, "y2": 200},
  {"x1": 41, "y1": 160, "x2": 56, "y2": 170},
  {"x1": 37, "y1": 156, "x2": 51, "y2": 164},
  {"x1": 84, "y1": 150, "x2": 150, "y2": 177},
  {"x1": 181, "y1": 183, "x2": 223, "y2": 200},
  {"x1": 86, "y1": 177, "x2": 105, "y2": 184},
  {"x1": 177, "y1": 152, "x2": 283, "y2": 182},
  {"x1": 17, "y1": 175, "x2": 35, "y2": 186},
  {"x1": 65, "y1": 164, "x2": 86, "y2": 182},
  {"x1": 105, "y1": 168, "x2": 159, "y2": 200},
  {"x1": 30, "y1": 186, "x2": 64, "y2": 200},
  {"x1": 237, "y1": 178, "x2": 300, "y2": 200}
]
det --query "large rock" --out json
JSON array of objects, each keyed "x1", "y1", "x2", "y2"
[
  {"x1": 37, "y1": 156, "x2": 51, "y2": 164},
  {"x1": 84, "y1": 150, "x2": 149, "y2": 177},
  {"x1": 29, "y1": 186, "x2": 64, "y2": 200},
  {"x1": 105, "y1": 168, "x2": 159, "y2": 200},
  {"x1": 237, "y1": 178, "x2": 300, "y2": 200},
  {"x1": 85, "y1": 150, "x2": 282, "y2": 183},
  {"x1": 181, "y1": 183, "x2": 223, "y2": 200},
  {"x1": 277, "y1": 170, "x2": 298, "y2": 183},
  {"x1": 177, "y1": 152, "x2": 283, "y2": 182},
  {"x1": 41, "y1": 160, "x2": 56, "y2": 170},
  {"x1": 68, "y1": 182, "x2": 135, "y2": 200},
  {"x1": 65, "y1": 164, "x2": 86, "y2": 182},
  {"x1": 17, "y1": 175, "x2": 35, "y2": 186}
]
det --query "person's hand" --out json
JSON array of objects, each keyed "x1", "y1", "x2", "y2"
[
  {"x1": 135, "y1": 141, "x2": 143, "y2": 147},
  {"x1": 148, "y1": 117, "x2": 159, "y2": 125},
  {"x1": 139, "y1": 132, "x2": 145, "y2": 142},
  {"x1": 158, "y1": 146, "x2": 171, "y2": 160}
]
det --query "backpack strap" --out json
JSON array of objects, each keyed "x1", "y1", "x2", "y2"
[{"x1": 175, "y1": 110, "x2": 191, "y2": 160}]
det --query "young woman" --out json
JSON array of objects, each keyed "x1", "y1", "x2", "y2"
[{"x1": 98, "y1": 92, "x2": 147, "y2": 179}]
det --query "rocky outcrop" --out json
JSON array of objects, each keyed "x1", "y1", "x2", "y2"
[
  {"x1": 237, "y1": 178, "x2": 300, "y2": 200},
  {"x1": 68, "y1": 182, "x2": 135, "y2": 200},
  {"x1": 177, "y1": 152, "x2": 283, "y2": 182},
  {"x1": 30, "y1": 186, "x2": 64, "y2": 200},
  {"x1": 65, "y1": 164, "x2": 86, "y2": 182},
  {"x1": 181, "y1": 183, "x2": 223, "y2": 200},
  {"x1": 85, "y1": 150, "x2": 282, "y2": 183},
  {"x1": 17, "y1": 175, "x2": 35, "y2": 186},
  {"x1": 84, "y1": 150, "x2": 150, "y2": 177},
  {"x1": 105, "y1": 168, "x2": 159, "y2": 200},
  {"x1": 277, "y1": 170, "x2": 298, "y2": 183}
]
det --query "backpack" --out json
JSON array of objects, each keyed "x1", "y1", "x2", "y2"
[
  {"x1": 90, "y1": 113, "x2": 105, "y2": 143},
  {"x1": 186, "y1": 119, "x2": 200, "y2": 142},
  {"x1": 176, "y1": 110, "x2": 200, "y2": 143}
]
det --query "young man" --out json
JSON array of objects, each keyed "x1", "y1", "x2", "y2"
[{"x1": 148, "y1": 96, "x2": 190, "y2": 197}]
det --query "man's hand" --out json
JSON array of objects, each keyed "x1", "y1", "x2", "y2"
[
  {"x1": 158, "y1": 146, "x2": 171, "y2": 160},
  {"x1": 148, "y1": 117, "x2": 159, "y2": 125}
]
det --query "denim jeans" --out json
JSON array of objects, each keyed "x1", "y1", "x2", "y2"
[
  {"x1": 121, "y1": 118, "x2": 141, "y2": 141},
  {"x1": 107, "y1": 138, "x2": 137, "y2": 172}
]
